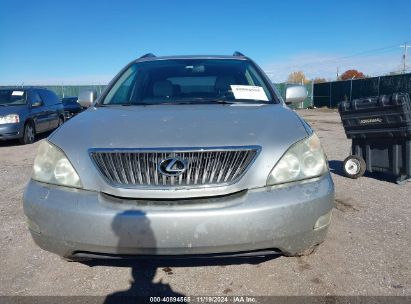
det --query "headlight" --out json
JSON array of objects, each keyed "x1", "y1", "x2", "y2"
[
  {"x1": 267, "y1": 133, "x2": 327, "y2": 185},
  {"x1": 33, "y1": 141, "x2": 82, "y2": 188},
  {"x1": 0, "y1": 114, "x2": 20, "y2": 124}
]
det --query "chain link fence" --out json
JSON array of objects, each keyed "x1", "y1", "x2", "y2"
[
  {"x1": 43, "y1": 85, "x2": 107, "y2": 98},
  {"x1": 0, "y1": 85, "x2": 107, "y2": 99}
]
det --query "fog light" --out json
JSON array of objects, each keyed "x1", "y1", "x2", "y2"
[{"x1": 314, "y1": 210, "x2": 332, "y2": 230}]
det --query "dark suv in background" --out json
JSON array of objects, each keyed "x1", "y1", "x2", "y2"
[
  {"x1": 61, "y1": 97, "x2": 83, "y2": 119},
  {"x1": 0, "y1": 87, "x2": 65, "y2": 144}
]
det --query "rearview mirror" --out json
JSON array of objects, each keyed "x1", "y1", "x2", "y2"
[
  {"x1": 285, "y1": 85, "x2": 308, "y2": 105},
  {"x1": 78, "y1": 89, "x2": 97, "y2": 108}
]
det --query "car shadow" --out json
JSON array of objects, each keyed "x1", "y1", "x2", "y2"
[
  {"x1": 0, "y1": 131, "x2": 51, "y2": 147},
  {"x1": 84, "y1": 256, "x2": 275, "y2": 302},
  {"x1": 84, "y1": 255, "x2": 274, "y2": 301},
  {"x1": 79, "y1": 210, "x2": 277, "y2": 301},
  {"x1": 0, "y1": 139, "x2": 20, "y2": 147}
]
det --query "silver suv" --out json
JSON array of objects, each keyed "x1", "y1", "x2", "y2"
[{"x1": 23, "y1": 53, "x2": 334, "y2": 260}]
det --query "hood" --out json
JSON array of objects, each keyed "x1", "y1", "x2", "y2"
[
  {"x1": 0, "y1": 105, "x2": 28, "y2": 117},
  {"x1": 51, "y1": 104, "x2": 308, "y2": 147},
  {"x1": 49, "y1": 104, "x2": 310, "y2": 198}
]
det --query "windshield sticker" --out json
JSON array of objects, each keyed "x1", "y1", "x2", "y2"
[
  {"x1": 230, "y1": 85, "x2": 268, "y2": 101},
  {"x1": 11, "y1": 91, "x2": 24, "y2": 96}
]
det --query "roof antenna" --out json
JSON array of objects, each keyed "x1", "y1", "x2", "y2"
[
  {"x1": 233, "y1": 51, "x2": 245, "y2": 57},
  {"x1": 139, "y1": 53, "x2": 156, "y2": 59}
]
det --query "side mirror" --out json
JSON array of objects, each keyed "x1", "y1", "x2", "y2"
[
  {"x1": 78, "y1": 89, "x2": 97, "y2": 108},
  {"x1": 31, "y1": 101, "x2": 43, "y2": 108},
  {"x1": 285, "y1": 85, "x2": 308, "y2": 105}
]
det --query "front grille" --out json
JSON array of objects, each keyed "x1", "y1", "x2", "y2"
[{"x1": 90, "y1": 147, "x2": 259, "y2": 188}]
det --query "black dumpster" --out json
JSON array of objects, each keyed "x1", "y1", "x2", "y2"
[{"x1": 338, "y1": 93, "x2": 411, "y2": 184}]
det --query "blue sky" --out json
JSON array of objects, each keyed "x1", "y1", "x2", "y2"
[{"x1": 0, "y1": 0, "x2": 410, "y2": 84}]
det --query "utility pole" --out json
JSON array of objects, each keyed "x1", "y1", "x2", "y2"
[
  {"x1": 336, "y1": 67, "x2": 339, "y2": 80},
  {"x1": 400, "y1": 42, "x2": 410, "y2": 74}
]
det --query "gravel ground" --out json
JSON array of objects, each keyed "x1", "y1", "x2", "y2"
[{"x1": 0, "y1": 109, "x2": 409, "y2": 298}]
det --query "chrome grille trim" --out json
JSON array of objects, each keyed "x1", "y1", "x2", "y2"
[{"x1": 89, "y1": 146, "x2": 260, "y2": 189}]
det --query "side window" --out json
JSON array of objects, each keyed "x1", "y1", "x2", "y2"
[
  {"x1": 104, "y1": 65, "x2": 138, "y2": 104},
  {"x1": 49, "y1": 91, "x2": 62, "y2": 105},
  {"x1": 39, "y1": 90, "x2": 60, "y2": 106},
  {"x1": 244, "y1": 70, "x2": 255, "y2": 86},
  {"x1": 38, "y1": 90, "x2": 51, "y2": 106},
  {"x1": 30, "y1": 91, "x2": 43, "y2": 106},
  {"x1": 246, "y1": 65, "x2": 274, "y2": 101}
]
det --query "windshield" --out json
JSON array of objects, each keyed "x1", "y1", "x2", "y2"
[
  {"x1": 101, "y1": 59, "x2": 277, "y2": 105},
  {"x1": 0, "y1": 89, "x2": 27, "y2": 106}
]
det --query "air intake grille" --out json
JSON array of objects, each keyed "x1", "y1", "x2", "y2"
[{"x1": 90, "y1": 147, "x2": 259, "y2": 188}]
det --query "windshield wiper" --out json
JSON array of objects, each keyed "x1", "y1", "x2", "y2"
[
  {"x1": 201, "y1": 98, "x2": 269, "y2": 104},
  {"x1": 204, "y1": 96, "x2": 270, "y2": 104},
  {"x1": 159, "y1": 97, "x2": 237, "y2": 105},
  {"x1": 207, "y1": 100, "x2": 237, "y2": 104},
  {"x1": 96, "y1": 98, "x2": 270, "y2": 107}
]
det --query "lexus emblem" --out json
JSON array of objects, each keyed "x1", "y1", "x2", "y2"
[{"x1": 158, "y1": 158, "x2": 187, "y2": 176}]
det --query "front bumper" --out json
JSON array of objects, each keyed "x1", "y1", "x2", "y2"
[
  {"x1": 0, "y1": 123, "x2": 22, "y2": 140},
  {"x1": 23, "y1": 173, "x2": 334, "y2": 258}
]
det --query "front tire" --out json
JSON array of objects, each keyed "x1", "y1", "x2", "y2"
[
  {"x1": 343, "y1": 155, "x2": 366, "y2": 179},
  {"x1": 19, "y1": 122, "x2": 36, "y2": 145}
]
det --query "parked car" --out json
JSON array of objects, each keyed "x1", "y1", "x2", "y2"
[
  {"x1": 24, "y1": 53, "x2": 334, "y2": 260},
  {"x1": 0, "y1": 87, "x2": 65, "y2": 144},
  {"x1": 61, "y1": 96, "x2": 83, "y2": 119}
]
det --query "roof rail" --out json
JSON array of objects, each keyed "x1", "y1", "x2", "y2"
[
  {"x1": 139, "y1": 53, "x2": 156, "y2": 59},
  {"x1": 1, "y1": 86, "x2": 46, "y2": 89},
  {"x1": 233, "y1": 51, "x2": 245, "y2": 57}
]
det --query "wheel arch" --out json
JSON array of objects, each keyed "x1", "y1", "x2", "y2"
[
  {"x1": 58, "y1": 113, "x2": 65, "y2": 123},
  {"x1": 24, "y1": 118, "x2": 36, "y2": 133}
]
